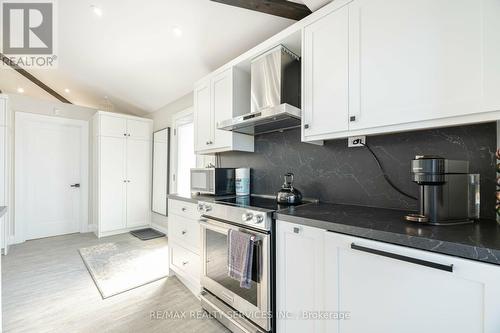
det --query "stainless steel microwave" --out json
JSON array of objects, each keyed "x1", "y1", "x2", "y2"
[{"x1": 190, "y1": 168, "x2": 236, "y2": 195}]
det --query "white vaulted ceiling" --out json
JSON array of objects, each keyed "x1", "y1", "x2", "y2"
[{"x1": 0, "y1": 0, "x2": 296, "y2": 114}]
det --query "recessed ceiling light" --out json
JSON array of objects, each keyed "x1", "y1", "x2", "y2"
[
  {"x1": 64, "y1": 88, "x2": 70, "y2": 93},
  {"x1": 17, "y1": 87, "x2": 24, "y2": 93},
  {"x1": 91, "y1": 5, "x2": 103, "y2": 17},
  {"x1": 172, "y1": 26, "x2": 183, "y2": 38}
]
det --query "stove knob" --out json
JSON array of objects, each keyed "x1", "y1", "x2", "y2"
[
  {"x1": 242, "y1": 212, "x2": 253, "y2": 222},
  {"x1": 204, "y1": 205, "x2": 212, "y2": 212},
  {"x1": 197, "y1": 203, "x2": 205, "y2": 212},
  {"x1": 254, "y1": 215, "x2": 264, "y2": 224}
]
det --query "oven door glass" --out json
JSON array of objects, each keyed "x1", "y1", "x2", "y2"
[{"x1": 205, "y1": 228, "x2": 260, "y2": 306}]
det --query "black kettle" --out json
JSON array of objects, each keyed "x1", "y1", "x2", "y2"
[{"x1": 276, "y1": 173, "x2": 303, "y2": 205}]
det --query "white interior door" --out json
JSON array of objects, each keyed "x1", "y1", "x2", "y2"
[
  {"x1": 15, "y1": 113, "x2": 88, "y2": 241},
  {"x1": 126, "y1": 138, "x2": 151, "y2": 227}
]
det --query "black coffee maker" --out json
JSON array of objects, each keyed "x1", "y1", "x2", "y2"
[{"x1": 405, "y1": 156, "x2": 480, "y2": 225}]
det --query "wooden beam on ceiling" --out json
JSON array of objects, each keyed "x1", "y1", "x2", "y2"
[
  {"x1": 0, "y1": 52, "x2": 72, "y2": 104},
  {"x1": 211, "y1": 0, "x2": 312, "y2": 21}
]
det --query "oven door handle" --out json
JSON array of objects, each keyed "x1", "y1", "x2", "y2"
[
  {"x1": 199, "y1": 219, "x2": 229, "y2": 234},
  {"x1": 199, "y1": 219, "x2": 265, "y2": 242}
]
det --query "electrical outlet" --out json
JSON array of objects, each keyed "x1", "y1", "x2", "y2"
[{"x1": 348, "y1": 136, "x2": 366, "y2": 148}]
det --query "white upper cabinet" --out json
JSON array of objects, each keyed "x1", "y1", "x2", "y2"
[
  {"x1": 302, "y1": 4, "x2": 349, "y2": 142},
  {"x1": 301, "y1": 0, "x2": 500, "y2": 141},
  {"x1": 348, "y1": 0, "x2": 492, "y2": 132},
  {"x1": 98, "y1": 113, "x2": 151, "y2": 140},
  {"x1": 98, "y1": 114, "x2": 127, "y2": 138},
  {"x1": 194, "y1": 67, "x2": 254, "y2": 155},
  {"x1": 211, "y1": 69, "x2": 233, "y2": 151},
  {"x1": 126, "y1": 119, "x2": 151, "y2": 140},
  {"x1": 483, "y1": 0, "x2": 500, "y2": 112},
  {"x1": 194, "y1": 79, "x2": 212, "y2": 152}
]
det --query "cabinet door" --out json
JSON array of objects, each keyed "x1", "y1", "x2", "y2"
[
  {"x1": 0, "y1": 99, "x2": 5, "y2": 126},
  {"x1": 126, "y1": 139, "x2": 151, "y2": 227},
  {"x1": 0, "y1": 127, "x2": 5, "y2": 206},
  {"x1": 325, "y1": 232, "x2": 500, "y2": 333},
  {"x1": 349, "y1": 0, "x2": 485, "y2": 131},
  {"x1": 127, "y1": 119, "x2": 151, "y2": 140},
  {"x1": 483, "y1": 0, "x2": 500, "y2": 112},
  {"x1": 303, "y1": 4, "x2": 349, "y2": 141},
  {"x1": 194, "y1": 80, "x2": 213, "y2": 152},
  {"x1": 211, "y1": 69, "x2": 233, "y2": 150},
  {"x1": 276, "y1": 221, "x2": 325, "y2": 333},
  {"x1": 99, "y1": 114, "x2": 127, "y2": 138},
  {"x1": 99, "y1": 136, "x2": 126, "y2": 232}
]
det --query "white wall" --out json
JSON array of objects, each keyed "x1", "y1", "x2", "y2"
[
  {"x1": 147, "y1": 92, "x2": 193, "y2": 231},
  {"x1": 149, "y1": 92, "x2": 193, "y2": 131}
]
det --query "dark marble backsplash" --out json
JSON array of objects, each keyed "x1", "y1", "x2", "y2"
[{"x1": 220, "y1": 122, "x2": 497, "y2": 219}]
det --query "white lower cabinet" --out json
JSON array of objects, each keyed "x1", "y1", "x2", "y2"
[
  {"x1": 276, "y1": 220, "x2": 500, "y2": 333},
  {"x1": 168, "y1": 199, "x2": 202, "y2": 295},
  {"x1": 276, "y1": 221, "x2": 325, "y2": 333}
]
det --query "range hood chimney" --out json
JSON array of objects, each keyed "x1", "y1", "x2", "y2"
[{"x1": 218, "y1": 45, "x2": 301, "y2": 136}]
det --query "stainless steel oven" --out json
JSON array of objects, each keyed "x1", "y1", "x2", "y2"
[
  {"x1": 190, "y1": 168, "x2": 235, "y2": 195},
  {"x1": 199, "y1": 201, "x2": 272, "y2": 333}
]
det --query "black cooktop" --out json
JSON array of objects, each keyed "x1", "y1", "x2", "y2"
[{"x1": 215, "y1": 195, "x2": 307, "y2": 211}]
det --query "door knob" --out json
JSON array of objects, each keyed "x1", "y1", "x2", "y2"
[{"x1": 70, "y1": 183, "x2": 80, "y2": 188}]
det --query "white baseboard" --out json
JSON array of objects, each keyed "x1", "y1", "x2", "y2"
[
  {"x1": 80, "y1": 223, "x2": 96, "y2": 233},
  {"x1": 171, "y1": 268, "x2": 201, "y2": 298},
  {"x1": 87, "y1": 224, "x2": 97, "y2": 233},
  {"x1": 151, "y1": 223, "x2": 168, "y2": 235},
  {"x1": 9, "y1": 235, "x2": 22, "y2": 245}
]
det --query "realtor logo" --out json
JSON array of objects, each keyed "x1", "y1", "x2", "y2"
[
  {"x1": 1, "y1": 0, "x2": 57, "y2": 68},
  {"x1": 2, "y1": 1, "x2": 53, "y2": 54}
]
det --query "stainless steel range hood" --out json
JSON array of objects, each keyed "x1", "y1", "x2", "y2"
[{"x1": 218, "y1": 45, "x2": 301, "y2": 135}]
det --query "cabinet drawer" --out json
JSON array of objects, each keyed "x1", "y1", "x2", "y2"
[
  {"x1": 127, "y1": 119, "x2": 151, "y2": 140},
  {"x1": 168, "y1": 199, "x2": 199, "y2": 219},
  {"x1": 99, "y1": 114, "x2": 127, "y2": 137},
  {"x1": 169, "y1": 213, "x2": 200, "y2": 254},
  {"x1": 170, "y1": 242, "x2": 200, "y2": 282}
]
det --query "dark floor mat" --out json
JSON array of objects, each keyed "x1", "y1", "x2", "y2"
[{"x1": 130, "y1": 228, "x2": 166, "y2": 241}]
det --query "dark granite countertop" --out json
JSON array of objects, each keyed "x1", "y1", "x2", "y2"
[
  {"x1": 275, "y1": 202, "x2": 500, "y2": 266},
  {"x1": 0, "y1": 206, "x2": 6, "y2": 218}
]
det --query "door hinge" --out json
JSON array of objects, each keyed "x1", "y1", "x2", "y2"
[
  {"x1": 173, "y1": 128, "x2": 176, "y2": 136},
  {"x1": 173, "y1": 174, "x2": 176, "y2": 182}
]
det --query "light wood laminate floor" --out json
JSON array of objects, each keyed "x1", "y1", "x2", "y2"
[{"x1": 2, "y1": 233, "x2": 229, "y2": 333}]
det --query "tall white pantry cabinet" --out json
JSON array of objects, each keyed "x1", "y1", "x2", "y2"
[{"x1": 92, "y1": 111, "x2": 153, "y2": 237}]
